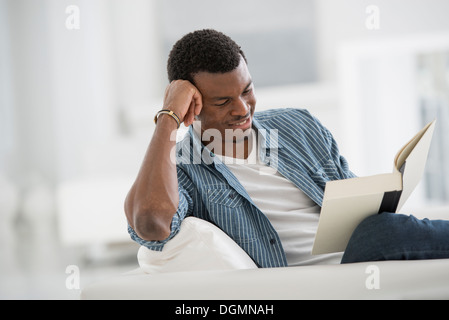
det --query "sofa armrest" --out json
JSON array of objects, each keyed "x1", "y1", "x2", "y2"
[{"x1": 81, "y1": 259, "x2": 449, "y2": 299}]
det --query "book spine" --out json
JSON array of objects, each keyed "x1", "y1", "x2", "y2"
[{"x1": 378, "y1": 190, "x2": 402, "y2": 213}]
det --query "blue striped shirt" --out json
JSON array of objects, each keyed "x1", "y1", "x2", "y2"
[{"x1": 128, "y1": 108, "x2": 356, "y2": 268}]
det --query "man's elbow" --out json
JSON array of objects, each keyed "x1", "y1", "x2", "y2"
[
  {"x1": 124, "y1": 191, "x2": 177, "y2": 241},
  {"x1": 133, "y1": 213, "x2": 172, "y2": 241}
]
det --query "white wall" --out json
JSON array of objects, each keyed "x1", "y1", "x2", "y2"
[
  {"x1": 5, "y1": 0, "x2": 56, "y2": 187},
  {"x1": 316, "y1": 0, "x2": 449, "y2": 82},
  {"x1": 0, "y1": 0, "x2": 13, "y2": 173}
]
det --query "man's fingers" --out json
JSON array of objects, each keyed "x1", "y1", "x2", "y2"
[
  {"x1": 184, "y1": 87, "x2": 202, "y2": 127},
  {"x1": 192, "y1": 89, "x2": 203, "y2": 116},
  {"x1": 184, "y1": 100, "x2": 196, "y2": 127}
]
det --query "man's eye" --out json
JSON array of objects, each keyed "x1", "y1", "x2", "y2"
[
  {"x1": 215, "y1": 100, "x2": 229, "y2": 107},
  {"x1": 243, "y1": 88, "x2": 252, "y2": 95}
]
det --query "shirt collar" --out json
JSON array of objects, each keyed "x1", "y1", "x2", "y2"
[{"x1": 252, "y1": 117, "x2": 283, "y2": 150}]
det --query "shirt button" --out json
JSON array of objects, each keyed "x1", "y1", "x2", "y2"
[
  {"x1": 322, "y1": 173, "x2": 327, "y2": 178},
  {"x1": 270, "y1": 239, "x2": 276, "y2": 245},
  {"x1": 229, "y1": 194, "x2": 235, "y2": 199}
]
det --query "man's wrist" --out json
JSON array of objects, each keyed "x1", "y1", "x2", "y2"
[{"x1": 154, "y1": 109, "x2": 181, "y2": 129}]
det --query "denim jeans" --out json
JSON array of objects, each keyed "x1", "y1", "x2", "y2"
[{"x1": 341, "y1": 212, "x2": 449, "y2": 263}]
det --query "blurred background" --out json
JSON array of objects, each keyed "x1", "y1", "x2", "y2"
[{"x1": 1, "y1": 0, "x2": 449, "y2": 299}]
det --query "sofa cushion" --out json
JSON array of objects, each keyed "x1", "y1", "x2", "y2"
[{"x1": 137, "y1": 217, "x2": 258, "y2": 273}]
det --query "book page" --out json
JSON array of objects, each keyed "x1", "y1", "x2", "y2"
[
  {"x1": 396, "y1": 120, "x2": 436, "y2": 211},
  {"x1": 394, "y1": 120, "x2": 435, "y2": 171}
]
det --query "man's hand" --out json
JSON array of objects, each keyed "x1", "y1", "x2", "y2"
[{"x1": 163, "y1": 80, "x2": 203, "y2": 127}]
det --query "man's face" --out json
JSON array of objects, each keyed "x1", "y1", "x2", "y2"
[{"x1": 192, "y1": 57, "x2": 256, "y2": 148}]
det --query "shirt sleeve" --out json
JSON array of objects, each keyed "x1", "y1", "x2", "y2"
[{"x1": 127, "y1": 184, "x2": 193, "y2": 251}]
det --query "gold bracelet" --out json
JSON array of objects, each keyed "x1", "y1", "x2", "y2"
[{"x1": 154, "y1": 109, "x2": 181, "y2": 129}]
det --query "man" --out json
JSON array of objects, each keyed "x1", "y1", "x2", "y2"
[{"x1": 125, "y1": 29, "x2": 449, "y2": 268}]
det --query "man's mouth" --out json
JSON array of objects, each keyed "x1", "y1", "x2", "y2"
[
  {"x1": 233, "y1": 118, "x2": 249, "y2": 126},
  {"x1": 229, "y1": 116, "x2": 251, "y2": 128}
]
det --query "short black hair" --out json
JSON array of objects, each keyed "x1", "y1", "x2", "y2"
[{"x1": 167, "y1": 29, "x2": 247, "y2": 83}]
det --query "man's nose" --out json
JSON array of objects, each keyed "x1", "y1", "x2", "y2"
[{"x1": 230, "y1": 98, "x2": 249, "y2": 116}]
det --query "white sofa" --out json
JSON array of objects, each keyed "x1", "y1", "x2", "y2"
[{"x1": 81, "y1": 208, "x2": 449, "y2": 300}]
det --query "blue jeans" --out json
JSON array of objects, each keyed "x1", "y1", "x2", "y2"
[{"x1": 341, "y1": 212, "x2": 449, "y2": 263}]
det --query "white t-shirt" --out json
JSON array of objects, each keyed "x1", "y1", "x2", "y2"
[{"x1": 217, "y1": 135, "x2": 342, "y2": 266}]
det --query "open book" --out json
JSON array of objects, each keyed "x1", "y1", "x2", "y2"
[{"x1": 312, "y1": 120, "x2": 436, "y2": 255}]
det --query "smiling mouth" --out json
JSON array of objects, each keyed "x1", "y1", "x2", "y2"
[
  {"x1": 229, "y1": 115, "x2": 251, "y2": 127},
  {"x1": 233, "y1": 119, "x2": 248, "y2": 126}
]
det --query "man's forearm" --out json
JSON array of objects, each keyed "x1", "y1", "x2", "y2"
[{"x1": 125, "y1": 115, "x2": 179, "y2": 241}]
